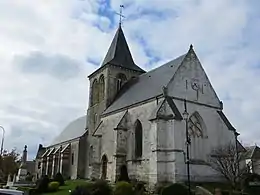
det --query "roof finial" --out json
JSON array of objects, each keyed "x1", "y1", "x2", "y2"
[
  {"x1": 190, "y1": 44, "x2": 193, "y2": 50},
  {"x1": 116, "y1": 5, "x2": 125, "y2": 26}
]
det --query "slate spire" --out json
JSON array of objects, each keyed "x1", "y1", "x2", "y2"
[{"x1": 101, "y1": 26, "x2": 144, "y2": 72}]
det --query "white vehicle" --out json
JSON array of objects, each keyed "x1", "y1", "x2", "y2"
[{"x1": 0, "y1": 189, "x2": 24, "y2": 195}]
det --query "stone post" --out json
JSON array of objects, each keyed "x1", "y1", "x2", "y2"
[
  {"x1": 7, "y1": 174, "x2": 11, "y2": 182},
  {"x1": 52, "y1": 156, "x2": 55, "y2": 177},
  {"x1": 59, "y1": 153, "x2": 63, "y2": 174},
  {"x1": 58, "y1": 146, "x2": 62, "y2": 173},
  {"x1": 13, "y1": 174, "x2": 16, "y2": 183},
  {"x1": 46, "y1": 157, "x2": 49, "y2": 176}
]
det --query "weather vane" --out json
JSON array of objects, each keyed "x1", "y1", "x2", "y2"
[{"x1": 116, "y1": 5, "x2": 125, "y2": 26}]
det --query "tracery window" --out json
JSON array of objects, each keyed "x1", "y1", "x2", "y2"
[
  {"x1": 92, "y1": 79, "x2": 99, "y2": 105},
  {"x1": 99, "y1": 75, "x2": 105, "y2": 101},
  {"x1": 134, "y1": 119, "x2": 143, "y2": 158},
  {"x1": 187, "y1": 112, "x2": 207, "y2": 160},
  {"x1": 116, "y1": 73, "x2": 127, "y2": 92},
  {"x1": 188, "y1": 113, "x2": 203, "y2": 138}
]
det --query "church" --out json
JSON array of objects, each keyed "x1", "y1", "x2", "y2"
[{"x1": 35, "y1": 24, "x2": 241, "y2": 186}]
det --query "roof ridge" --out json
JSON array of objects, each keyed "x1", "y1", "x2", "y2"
[{"x1": 134, "y1": 54, "x2": 186, "y2": 80}]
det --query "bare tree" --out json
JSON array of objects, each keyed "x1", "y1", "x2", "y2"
[{"x1": 209, "y1": 142, "x2": 248, "y2": 189}]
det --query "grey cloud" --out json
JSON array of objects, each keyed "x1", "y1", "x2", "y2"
[{"x1": 14, "y1": 52, "x2": 82, "y2": 79}]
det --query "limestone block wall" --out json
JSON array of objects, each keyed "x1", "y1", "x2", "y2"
[
  {"x1": 34, "y1": 158, "x2": 42, "y2": 179},
  {"x1": 173, "y1": 99, "x2": 236, "y2": 182},
  {"x1": 123, "y1": 100, "x2": 159, "y2": 183},
  {"x1": 98, "y1": 112, "x2": 121, "y2": 181},
  {"x1": 252, "y1": 159, "x2": 260, "y2": 174},
  {"x1": 106, "y1": 66, "x2": 143, "y2": 106},
  {"x1": 78, "y1": 135, "x2": 87, "y2": 179}
]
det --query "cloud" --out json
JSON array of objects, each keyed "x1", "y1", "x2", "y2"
[
  {"x1": 14, "y1": 52, "x2": 82, "y2": 79},
  {"x1": 0, "y1": 0, "x2": 260, "y2": 158}
]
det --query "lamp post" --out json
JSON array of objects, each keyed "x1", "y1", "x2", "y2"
[
  {"x1": 183, "y1": 99, "x2": 191, "y2": 195},
  {"x1": 0, "y1": 126, "x2": 5, "y2": 155}
]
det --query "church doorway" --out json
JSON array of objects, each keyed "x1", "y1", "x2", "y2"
[{"x1": 101, "y1": 155, "x2": 108, "y2": 180}]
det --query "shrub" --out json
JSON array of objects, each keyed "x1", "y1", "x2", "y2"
[
  {"x1": 81, "y1": 182, "x2": 95, "y2": 193},
  {"x1": 54, "y1": 172, "x2": 65, "y2": 186},
  {"x1": 155, "y1": 182, "x2": 172, "y2": 195},
  {"x1": 242, "y1": 173, "x2": 260, "y2": 195},
  {"x1": 114, "y1": 181, "x2": 134, "y2": 195},
  {"x1": 133, "y1": 181, "x2": 147, "y2": 195},
  {"x1": 71, "y1": 186, "x2": 91, "y2": 195},
  {"x1": 161, "y1": 183, "x2": 188, "y2": 195},
  {"x1": 92, "y1": 180, "x2": 112, "y2": 195},
  {"x1": 48, "y1": 181, "x2": 60, "y2": 192},
  {"x1": 36, "y1": 175, "x2": 50, "y2": 193},
  {"x1": 25, "y1": 175, "x2": 33, "y2": 182}
]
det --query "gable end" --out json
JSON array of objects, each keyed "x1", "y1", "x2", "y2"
[{"x1": 217, "y1": 111, "x2": 235, "y2": 131}]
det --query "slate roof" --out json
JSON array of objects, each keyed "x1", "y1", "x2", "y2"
[
  {"x1": 101, "y1": 25, "x2": 145, "y2": 73},
  {"x1": 103, "y1": 54, "x2": 186, "y2": 115},
  {"x1": 244, "y1": 146, "x2": 260, "y2": 159},
  {"x1": 35, "y1": 144, "x2": 46, "y2": 159},
  {"x1": 51, "y1": 115, "x2": 87, "y2": 146}
]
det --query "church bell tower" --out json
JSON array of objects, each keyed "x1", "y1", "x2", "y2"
[{"x1": 87, "y1": 25, "x2": 145, "y2": 135}]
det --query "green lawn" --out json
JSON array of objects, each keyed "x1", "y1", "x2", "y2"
[
  {"x1": 190, "y1": 182, "x2": 233, "y2": 193},
  {"x1": 43, "y1": 180, "x2": 88, "y2": 195}
]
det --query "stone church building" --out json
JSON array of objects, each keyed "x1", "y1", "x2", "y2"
[{"x1": 35, "y1": 25, "x2": 240, "y2": 185}]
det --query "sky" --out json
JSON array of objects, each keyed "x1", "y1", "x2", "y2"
[{"x1": 0, "y1": 0, "x2": 260, "y2": 159}]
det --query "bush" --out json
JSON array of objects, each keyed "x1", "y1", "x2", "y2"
[
  {"x1": 81, "y1": 182, "x2": 95, "y2": 193},
  {"x1": 114, "y1": 181, "x2": 134, "y2": 195},
  {"x1": 133, "y1": 181, "x2": 147, "y2": 195},
  {"x1": 25, "y1": 175, "x2": 33, "y2": 182},
  {"x1": 242, "y1": 173, "x2": 260, "y2": 195},
  {"x1": 92, "y1": 180, "x2": 112, "y2": 195},
  {"x1": 71, "y1": 186, "x2": 91, "y2": 195},
  {"x1": 161, "y1": 183, "x2": 188, "y2": 195},
  {"x1": 36, "y1": 175, "x2": 50, "y2": 193},
  {"x1": 155, "y1": 182, "x2": 172, "y2": 195},
  {"x1": 48, "y1": 181, "x2": 60, "y2": 192},
  {"x1": 54, "y1": 172, "x2": 65, "y2": 186}
]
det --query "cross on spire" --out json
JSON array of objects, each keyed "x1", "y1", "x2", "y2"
[{"x1": 116, "y1": 5, "x2": 125, "y2": 26}]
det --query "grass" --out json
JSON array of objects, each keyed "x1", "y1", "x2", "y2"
[
  {"x1": 43, "y1": 180, "x2": 89, "y2": 195},
  {"x1": 190, "y1": 182, "x2": 233, "y2": 193}
]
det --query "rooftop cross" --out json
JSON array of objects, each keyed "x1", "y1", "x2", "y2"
[{"x1": 116, "y1": 5, "x2": 125, "y2": 26}]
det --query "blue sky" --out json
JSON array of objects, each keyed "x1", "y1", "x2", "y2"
[{"x1": 0, "y1": 0, "x2": 260, "y2": 159}]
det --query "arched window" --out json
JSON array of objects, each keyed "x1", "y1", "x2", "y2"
[
  {"x1": 187, "y1": 112, "x2": 207, "y2": 160},
  {"x1": 99, "y1": 75, "x2": 105, "y2": 101},
  {"x1": 93, "y1": 113, "x2": 98, "y2": 128},
  {"x1": 116, "y1": 73, "x2": 127, "y2": 92},
  {"x1": 101, "y1": 155, "x2": 108, "y2": 180},
  {"x1": 188, "y1": 112, "x2": 204, "y2": 138},
  {"x1": 92, "y1": 79, "x2": 99, "y2": 105},
  {"x1": 134, "y1": 119, "x2": 143, "y2": 158},
  {"x1": 89, "y1": 145, "x2": 93, "y2": 165}
]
